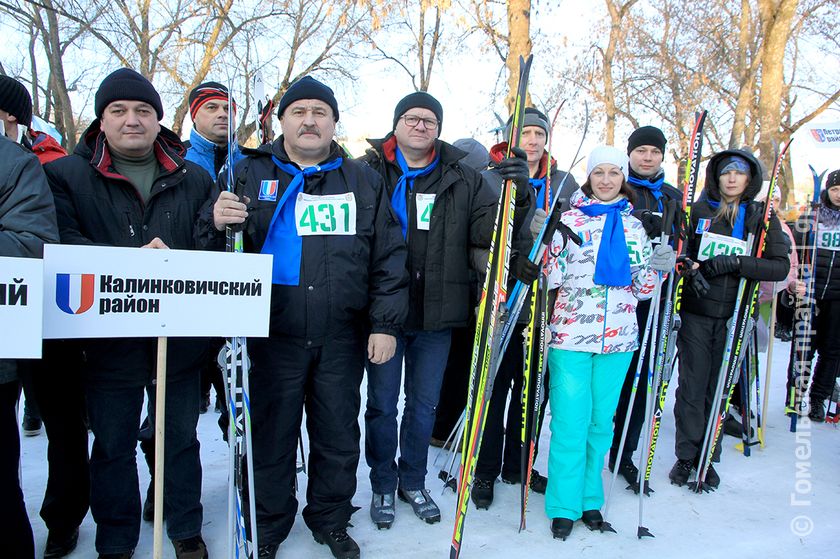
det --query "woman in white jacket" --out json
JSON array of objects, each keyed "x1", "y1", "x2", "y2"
[{"x1": 543, "y1": 145, "x2": 670, "y2": 540}]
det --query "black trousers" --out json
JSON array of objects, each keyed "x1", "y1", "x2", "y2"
[
  {"x1": 247, "y1": 334, "x2": 364, "y2": 545},
  {"x1": 200, "y1": 339, "x2": 226, "y2": 403},
  {"x1": 20, "y1": 340, "x2": 90, "y2": 536},
  {"x1": 788, "y1": 299, "x2": 840, "y2": 403},
  {"x1": 432, "y1": 325, "x2": 472, "y2": 441},
  {"x1": 610, "y1": 298, "x2": 653, "y2": 467},
  {"x1": 1, "y1": 379, "x2": 34, "y2": 558},
  {"x1": 674, "y1": 312, "x2": 726, "y2": 462},
  {"x1": 476, "y1": 323, "x2": 525, "y2": 480}
]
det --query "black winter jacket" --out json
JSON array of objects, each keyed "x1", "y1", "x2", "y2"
[
  {"x1": 627, "y1": 168, "x2": 682, "y2": 213},
  {"x1": 362, "y1": 135, "x2": 528, "y2": 331},
  {"x1": 197, "y1": 138, "x2": 408, "y2": 344},
  {"x1": 804, "y1": 192, "x2": 840, "y2": 301},
  {"x1": 43, "y1": 121, "x2": 215, "y2": 384},
  {"x1": 681, "y1": 149, "x2": 790, "y2": 319}
]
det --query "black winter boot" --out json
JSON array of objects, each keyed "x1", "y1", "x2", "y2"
[
  {"x1": 669, "y1": 459, "x2": 694, "y2": 487},
  {"x1": 471, "y1": 477, "x2": 494, "y2": 509}
]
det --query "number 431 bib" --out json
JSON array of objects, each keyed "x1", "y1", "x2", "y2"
[{"x1": 295, "y1": 193, "x2": 357, "y2": 236}]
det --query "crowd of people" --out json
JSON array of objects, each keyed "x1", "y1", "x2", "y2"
[{"x1": 1, "y1": 68, "x2": 838, "y2": 559}]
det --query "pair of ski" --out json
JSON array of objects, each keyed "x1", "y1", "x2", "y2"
[
  {"x1": 691, "y1": 139, "x2": 793, "y2": 491},
  {"x1": 449, "y1": 59, "x2": 592, "y2": 556},
  {"x1": 220, "y1": 76, "x2": 274, "y2": 559},
  {"x1": 786, "y1": 165, "x2": 826, "y2": 430},
  {"x1": 603, "y1": 110, "x2": 707, "y2": 538}
]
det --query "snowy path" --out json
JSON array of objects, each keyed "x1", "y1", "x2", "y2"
[{"x1": 19, "y1": 338, "x2": 839, "y2": 558}]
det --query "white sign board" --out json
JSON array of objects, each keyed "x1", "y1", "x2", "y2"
[
  {"x1": 805, "y1": 122, "x2": 840, "y2": 149},
  {"x1": 0, "y1": 256, "x2": 43, "y2": 358},
  {"x1": 43, "y1": 245, "x2": 272, "y2": 339}
]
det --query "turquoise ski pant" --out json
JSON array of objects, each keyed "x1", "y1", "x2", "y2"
[{"x1": 545, "y1": 348, "x2": 633, "y2": 521}]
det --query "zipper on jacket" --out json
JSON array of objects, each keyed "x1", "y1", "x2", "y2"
[
  {"x1": 601, "y1": 288, "x2": 609, "y2": 353},
  {"x1": 125, "y1": 212, "x2": 135, "y2": 238},
  {"x1": 821, "y1": 251, "x2": 835, "y2": 300}
]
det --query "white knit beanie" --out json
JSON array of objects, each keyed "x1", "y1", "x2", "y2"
[{"x1": 586, "y1": 145, "x2": 629, "y2": 180}]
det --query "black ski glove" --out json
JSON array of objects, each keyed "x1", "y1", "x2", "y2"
[
  {"x1": 510, "y1": 250, "x2": 540, "y2": 284},
  {"x1": 632, "y1": 209, "x2": 663, "y2": 239},
  {"x1": 679, "y1": 256, "x2": 710, "y2": 297},
  {"x1": 701, "y1": 254, "x2": 741, "y2": 278},
  {"x1": 497, "y1": 146, "x2": 531, "y2": 203}
]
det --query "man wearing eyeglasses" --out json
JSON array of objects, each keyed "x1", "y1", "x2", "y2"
[{"x1": 361, "y1": 91, "x2": 535, "y2": 529}]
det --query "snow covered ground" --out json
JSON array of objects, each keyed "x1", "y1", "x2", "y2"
[{"x1": 19, "y1": 338, "x2": 839, "y2": 558}]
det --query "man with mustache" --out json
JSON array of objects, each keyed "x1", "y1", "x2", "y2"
[{"x1": 202, "y1": 76, "x2": 408, "y2": 559}]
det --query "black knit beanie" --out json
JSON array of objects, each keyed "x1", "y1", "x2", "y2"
[
  {"x1": 0, "y1": 75, "x2": 33, "y2": 128},
  {"x1": 95, "y1": 68, "x2": 163, "y2": 119},
  {"x1": 276, "y1": 76, "x2": 339, "y2": 122},
  {"x1": 627, "y1": 125, "x2": 667, "y2": 154},
  {"x1": 392, "y1": 91, "x2": 443, "y2": 133},
  {"x1": 827, "y1": 169, "x2": 840, "y2": 189},
  {"x1": 504, "y1": 107, "x2": 549, "y2": 140}
]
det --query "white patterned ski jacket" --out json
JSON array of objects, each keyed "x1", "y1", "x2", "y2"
[{"x1": 545, "y1": 189, "x2": 656, "y2": 354}]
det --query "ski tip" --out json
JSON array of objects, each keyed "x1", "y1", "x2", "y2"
[{"x1": 637, "y1": 526, "x2": 654, "y2": 539}]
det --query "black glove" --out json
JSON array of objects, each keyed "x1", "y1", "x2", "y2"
[
  {"x1": 497, "y1": 146, "x2": 531, "y2": 203},
  {"x1": 678, "y1": 256, "x2": 711, "y2": 297},
  {"x1": 510, "y1": 251, "x2": 540, "y2": 284},
  {"x1": 632, "y1": 209, "x2": 663, "y2": 239},
  {"x1": 701, "y1": 254, "x2": 741, "y2": 278}
]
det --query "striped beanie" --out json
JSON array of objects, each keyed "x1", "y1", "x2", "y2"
[{"x1": 189, "y1": 82, "x2": 234, "y2": 120}]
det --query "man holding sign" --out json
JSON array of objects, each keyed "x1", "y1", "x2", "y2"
[
  {"x1": 203, "y1": 76, "x2": 408, "y2": 559},
  {"x1": 44, "y1": 68, "x2": 214, "y2": 559},
  {"x1": 359, "y1": 93, "x2": 534, "y2": 529}
]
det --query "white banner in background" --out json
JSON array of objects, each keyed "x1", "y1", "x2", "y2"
[
  {"x1": 43, "y1": 245, "x2": 272, "y2": 339},
  {"x1": 805, "y1": 122, "x2": 840, "y2": 148},
  {"x1": 0, "y1": 256, "x2": 43, "y2": 358}
]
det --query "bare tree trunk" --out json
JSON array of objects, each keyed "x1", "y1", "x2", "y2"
[
  {"x1": 37, "y1": 1, "x2": 76, "y2": 149},
  {"x1": 603, "y1": 0, "x2": 639, "y2": 145},
  {"x1": 505, "y1": 0, "x2": 532, "y2": 113},
  {"x1": 728, "y1": 0, "x2": 759, "y2": 149},
  {"x1": 28, "y1": 22, "x2": 40, "y2": 118},
  {"x1": 756, "y1": 0, "x2": 798, "y2": 171}
]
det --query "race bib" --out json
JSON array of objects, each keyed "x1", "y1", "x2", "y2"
[
  {"x1": 294, "y1": 193, "x2": 357, "y2": 236},
  {"x1": 818, "y1": 227, "x2": 840, "y2": 251},
  {"x1": 697, "y1": 231, "x2": 747, "y2": 261},
  {"x1": 416, "y1": 193, "x2": 435, "y2": 231},
  {"x1": 626, "y1": 238, "x2": 643, "y2": 266}
]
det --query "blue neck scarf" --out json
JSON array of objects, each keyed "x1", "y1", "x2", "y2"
[
  {"x1": 261, "y1": 155, "x2": 343, "y2": 285},
  {"x1": 706, "y1": 198, "x2": 749, "y2": 240},
  {"x1": 628, "y1": 173, "x2": 664, "y2": 212},
  {"x1": 578, "y1": 198, "x2": 632, "y2": 286},
  {"x1": 391, "y1": 147, "x2": 440, "y2": 238},
  {"x1": 529, "y1": 177, "x2": 551, "y2": 211}
]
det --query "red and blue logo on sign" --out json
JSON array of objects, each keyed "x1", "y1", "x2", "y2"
[
  {"x1": 580, "y1": 230, "x2": 592, "y2": 246},
  {"x1": 55, "y1": 273, "x2": 95, "y2": 315},
  {"x1": 259, "y1": 180, "x2": 279, "y2": 202}
]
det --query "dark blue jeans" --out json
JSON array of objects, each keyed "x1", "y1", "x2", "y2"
[
  {"x1": 85, "y1": 350, "x2": 203, "y2": 554},
  {"x1": 365, "y1": 329, "x2": 451, "y2": 493}
]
